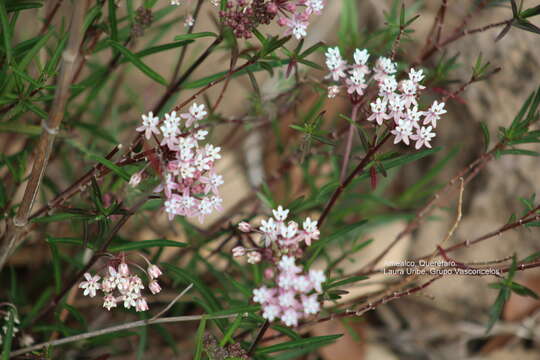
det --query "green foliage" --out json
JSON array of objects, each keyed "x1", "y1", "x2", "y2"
[{"x1": 487, "y1": 255, "x2": 539, "y2": 333}]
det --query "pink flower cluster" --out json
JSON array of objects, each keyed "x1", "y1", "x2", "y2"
[
  {"x1": 275, "y1": 0, "x2": 325, "y2": 39},
  {"x1": 220, "y1": 0, "x2": 324, "y2": 40},
  {"x1": 233, "y1": 206, "x2": 325, "y2": 327},
  {"x1": 79, "y1": 257, "x2": 163, "y2": 312},
  {"x1": 135, "y1": 103, "x2": 224, "y2": 223},
  {"x1": 325, "y1": 47, "x2": 447, "y2": 150}
]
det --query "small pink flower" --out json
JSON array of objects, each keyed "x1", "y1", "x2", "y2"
[
  {"x1": 247, "y1": 251, "x2": 262, "y2": 264},
  {"x1": 367, "y1": 98, "x2": 390, "y2": 126},
  {"x1": 79, "y1": 273, "x2": 101, "y2": 298}
]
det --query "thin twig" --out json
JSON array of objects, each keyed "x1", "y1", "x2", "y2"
[
  {"x1": 339, "y1": 105, "x2": 359, "y2": 182},
  {"x1": 0, "y1": 1, "x2": 88, "y2": 272},
  {"x1": 10, "y1": 313, "x2": 240, "y2": 358},
  {"x1": 150, "y1": 283, "x2": 194, "y2": 321}
]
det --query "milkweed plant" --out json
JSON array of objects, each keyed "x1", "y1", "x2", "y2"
[{"x1": 1, "y1": 0, "x2": 540, "y2": 358}]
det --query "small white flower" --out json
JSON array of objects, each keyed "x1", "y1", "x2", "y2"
[
  {"x1": 423, "y1": 100, "x2": 446, "y2": 127},
  {"x1": 278, "y1": 291, "x2": 297, "y2": 308},
  {"x1": 79, "y1": 273, "x2": 101, "y2": 298},
  {"x1": 272, "y1": 206, "x2": 289, "y2": 222},
  {"x1": 184, "y1": 14, "x2": 194, "y2": 28},
  {"x1": 327, "y1": 85, "x2": 340, "y2": 98},
  {"x1": 411, "y1": 126, "x2": 436, "y2": 149},
  {"x1": 367, "y1": 98, "x2": 390, "y2": 126},
  {"x1": 122, "y1": 292, "x2": 138, "y2": 309},
  {"x1": 253, "y1": 286, "x2": 272, "y2": 304},
  {"x1": 309, "y1": 269, "x2": 326, "y2": 293},
  {"x1": 136, "y1": 112, "x2": 160, "y2": 140},
  {"x1": 391, "y1": 119, "x2": 414, "y2": 146},
  {"x1": 247, "y1": 251, "x2": 262, "y2": 264},
  {"x1": 103, "y1": 294, "x2": 117, "y2": 311},
  {"x1": 302, "y1": 294, "x2": 320, "y2": 315},
  {"x1": 262, "y1": 304, "x2": 280, "y2": 321},
  {"x1": 281, "y1": 308, "x2": 300, "y2": 327}
]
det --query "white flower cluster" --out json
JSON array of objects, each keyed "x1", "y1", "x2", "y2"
[
  {"x1": 233, "y1": 206, "x2": 325, "y2": 327},
  {"x1": 325, "y1": 47, "x2": 447, "y2": 149},
  {"x1": 135, "y1": 103, "x2": 224, "y2": 223},
  {"x1": 79, "y1": 260, "x2": 163, "y2": 312}
]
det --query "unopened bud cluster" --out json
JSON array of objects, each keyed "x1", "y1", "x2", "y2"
[{"x1": 220, "y1": 0, "x2": 324, "y2": 39}]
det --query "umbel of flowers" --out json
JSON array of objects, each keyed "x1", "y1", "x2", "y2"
[
  {"x1": 219, "y1": 0, "x2": 325, "y2": 39},
  {"x1": 79, "y1": 255, "x2": 163, "y2": 312},
  {"x1": 233, "y1": 206, "x2": 325, "y2": 327},
  {"x1": 325, "y1": 47, "x2": 447, "y2": 150},
  {"x1": 134, "y1": 103, "x2": 224, "y2": 223}
]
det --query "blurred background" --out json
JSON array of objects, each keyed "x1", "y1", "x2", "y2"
[{"x1": 2, "y1": 0, "x2": 540, "y2": 359}]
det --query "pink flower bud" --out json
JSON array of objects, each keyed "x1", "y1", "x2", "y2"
[
  {"x1": 266, "y1": 2, "x2": 278, "y2": 13},
  {"x1": 264, "y1": 268, "x2": 275, "y2": 279},
  {"x1": 148, "y1": 264, "x2": 162, "y2": 279},
  {"x1": 135, "y1": 297, "x2": 149, "y2": 312},
  {"x1": 238, "y1": 221, "x2": 252, "y2": 232},
  {"x1": 129, "y1": 172, "x2": 142, "y2": 187},
  {"x1": 232, "y1": 246, "x2": 246, "y2": 257},
  {"x1": 118, "y1": 262, "x2": 130, "y2": 276},
  {"x1": 149, "y1": 280, "x2": 162, "y2": 294}
]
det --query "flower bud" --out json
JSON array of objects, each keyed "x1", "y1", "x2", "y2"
[
  {"x1": 149, "y1": 280, "x2": 162, "y2": 294},
  {"x1": 118, "y1": 262, "x2": 130, "y2": 276},
  {"x1": 148, "y1": 264, "x2": 162, "y2": 279},
  {"x1": 135, "y1": 297, "x2": 149, "y2": 312},
  {"x1": 232, "y1": 246, "x2": 246, "y2": 257},
  {"x1": 238, "y1": 221, "x2": 252, "y2": 232},
  {"x1": 129, "y1": 172, "x2": 142, "y2": 187}
]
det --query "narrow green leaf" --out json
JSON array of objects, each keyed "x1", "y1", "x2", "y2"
[
  {"x1": 194, "y1": 316, "x2": 207, "y2": 360},
  {"x1": 480, "y1": 122, "x2": 490, "y2": 151},
  {"x1": 219, "y1": 314, "x2": 243, "y2": 347},
  {"x1": 0, "y1": 2, "x2": 13, "y2": 64},
  {"x1": 1, "y1": 309, "x2": 15, "y2": 360},
  {"x1": 49, "y1": 242, "x2": 62, "y2": 293},
  {"x1": 88, "y1": 154, "x2": 130, "y2": 181},
  {"x1": 109, "y1": 239, "x2": 187, "y2": 252},
  {"x1": 256, "y1": 334, "x2": 343, "y2": 355},
  {"x1": 325, "y1": 275, "x2": 369, "y2": 290},
  {"x1": 0, "y1": 122, "x2": 41, "y2": 136},
  {"x1": 108, "y1": 0, "x2": 118, "y2": 43},
  {"x1": 108, "y1": 40, "x2": 168, "y2": 86},
  {"x1": 32, "y1": 213, "x2": 93, "y2": 223},
  {"x1": 173, "y1": 31, "x2": 218, "y2": 42},
  {"x1": 6, "y1": 1, "x2": 43, "y2": 12}
]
